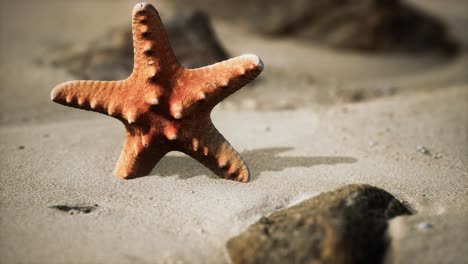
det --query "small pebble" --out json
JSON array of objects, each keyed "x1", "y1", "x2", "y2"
[
  {"x1": 368, "y1": 140, "x2": 378, "y2": 147},
  {"x1": 377, "y1": 84, "x2": 397, "y2": 96},
  {"x1": 417, "y1": 222, "x2": 432, "y2": 230},
  {"x1": 18, "y1": 146, "x2": 25, "y2": 150},
  {"x1": 416, "y1": 145, "x2": 430, "y2": 155},
  {"x1": 68, "y1": 209, "x2": 80, "y2": 215}
]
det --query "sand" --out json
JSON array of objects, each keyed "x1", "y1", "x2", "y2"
[{"x1": 1, "y1": 0, "x2": 467, "y2": 263}]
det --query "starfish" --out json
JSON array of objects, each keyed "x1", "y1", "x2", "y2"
[{"x1": 50, "y1": 2, "x2": 263, "y2": 182}]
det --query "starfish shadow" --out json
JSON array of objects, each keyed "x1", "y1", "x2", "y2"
[{"x1": 151, "y1": 147, "x2": 357, "y2": 181}]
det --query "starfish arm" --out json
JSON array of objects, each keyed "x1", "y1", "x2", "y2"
[
  {"x1": 51, "y1": 80, "x2": 128, "y2": 117},
  {"x1": 114, "y1": 126, "x2": 169, "y2": 179},
  {"x1": 131, "y1": 3, "x2": 180, "y2": 79},
  {"x1": 169, "y1": 54, "x2": 263, "y2": 119},
  {"x1": 178, "y1": 120, "x2": 250, "y2": 182}
]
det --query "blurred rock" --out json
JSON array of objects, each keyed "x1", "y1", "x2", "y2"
[
  {"x1": 48, "y1": 11, "x2": 229, "y2": 80},
  {"x1": 226, "y1": 184, "x2": 410, "y2": 264},
  {"x1": 165, "y1": 11, "x2": 229, "y2": 69},
  {"x1": 174, "y1": 0, "x2": 458, "y2": 55}
]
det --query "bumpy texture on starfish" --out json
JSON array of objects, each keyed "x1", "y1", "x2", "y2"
[{"x1": 51, "y1": 3, "x2": 263, "y2": 182}]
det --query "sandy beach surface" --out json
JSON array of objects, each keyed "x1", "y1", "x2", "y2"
[{"x1": 1, "y1": 0, "x2": 467, "y2": 263}]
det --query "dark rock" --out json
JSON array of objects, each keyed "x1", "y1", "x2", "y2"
[
  {"x1": 226, "y1": 184, "x2": 411, "y2": 264},
  {"x1": 48, "y1": 11, "x2": 229, "y2": 80},
  {"x1": 174, "y1": 0, "x2": 458, "y2": 55}
]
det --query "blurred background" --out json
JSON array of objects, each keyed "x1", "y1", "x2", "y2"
[{"x1": 0, "y1": 0, "x2": 467, "y2": 125}]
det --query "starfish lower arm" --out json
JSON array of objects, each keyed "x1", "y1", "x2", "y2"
[
  {"x1": 177, "y1": 119, "x2": 250, "y2": 182},
  {"x1": 115, "y1": 126, "x2": 169, "y2": 179}
]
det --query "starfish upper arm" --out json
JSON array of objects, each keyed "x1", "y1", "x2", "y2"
[
  {"x1": 169, "y1": 54, "x2": 263, "y2": 119},
  {"x1": 131, "y1": 3, "x2": 180, "y2": 78}
]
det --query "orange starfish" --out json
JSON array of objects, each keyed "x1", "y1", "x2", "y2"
[{"x1": 51, "y1": 3, "x2": 263, "y2": 182}]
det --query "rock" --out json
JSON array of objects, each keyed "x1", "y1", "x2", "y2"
[
  {"x1": 295, "y1": 0, "x2": 458, "y2": 55},
  {"x1": 173, "y1": 0, "x2": 313, "y2": 35},
  {"x1": 48, "y1": 11, "x2": 229, "y2": 80},
  {"x1": 173, "y1": 0, "x2": 458, "y2": 55},
  {"x1": 226, "y1": 184, "x2": 410, "y2": 264}
]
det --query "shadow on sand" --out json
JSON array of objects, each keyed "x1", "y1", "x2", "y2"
[{"x1": 151, "y1": 147, "x2": 357, "y2": 181}]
